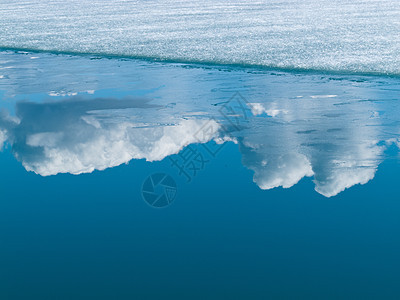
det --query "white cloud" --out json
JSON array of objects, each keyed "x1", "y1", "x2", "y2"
[
  {"x1": 238, "y1": 94, "x2": 385, "y2": 197},
  {"x1": 313, "y1": 141, "x2": 383, "y2": 197},
  {"x1": 252, "y1": 153, "x2": 314, "y2": 190},
  {"x1": 0, "y1": 91, "x2": 392, "y2": 198},
  {"x1": 1, "y1": 98, "x2": 219, "y2": 176},
  {"x1": 0, "y1": 129, "x2": 7, "y2": 150},
  {"x1": 23, "y1": 119, "x2": 217, "y2": 176},
  {"x1": 48, "y1": 91, "x2": 78, "y2": 97},
  {"x1": 248, "y1": 103, "x2": 288, "y2": 117},
  {"x1": 310, "y1": 95, "x2": 337, "y2": 99},
  {"x1": 240, "y1": 136, "x2": 382, "y2": 197}
]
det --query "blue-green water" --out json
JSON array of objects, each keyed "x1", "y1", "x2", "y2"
[{"x1": 1, "y1": 50, "x2": 400, "y2": 299}]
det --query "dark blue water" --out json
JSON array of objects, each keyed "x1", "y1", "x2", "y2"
[{"x1": 1, "y1": 51, "x2": 400, "y2": 299}]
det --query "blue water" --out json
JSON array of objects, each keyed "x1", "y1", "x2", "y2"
[{"x1": 1, "y1": 44, "x2": 400, "y2": 299}]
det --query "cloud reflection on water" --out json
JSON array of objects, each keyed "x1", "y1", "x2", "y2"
[
  {"x1": 0, "y1": 91, "x2": 397, "y2": 197},
  {"x1": 0, "y1": 97, "x2": 219, "y2": 176}
]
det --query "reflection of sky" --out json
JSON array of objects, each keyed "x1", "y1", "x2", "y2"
[
  {"x1": 1, "y1": 51, "x2": 400, "y2": 197},
  {"x1": 239, "y1": 96, "x2": 385, "y2": 197},
  {"x1": 0, "y1": 97, "x2": 219, "y2": 176}
]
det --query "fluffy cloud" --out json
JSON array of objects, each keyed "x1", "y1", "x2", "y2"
[
  {"x1": 312, "y1": 141, "x2": 383, "y2": 197},
  {"x1": 251, "y1": 153, "x2": 313, "y2": 190},
  {"x1": 248, "y1": 102, "x2": 288, "y2": 117},
  {"x1": 0, "y1": 92, "x2": 392, "y2": 198},
  {"x1": 0, "y1": 129, "x2": 6, "y2": 150},
  {"x1": 237, "y1": 95, "x2": 385, "y2": 197},
  {"x1": 1, "y1": 97, "x2": 219, "y2": 176}
]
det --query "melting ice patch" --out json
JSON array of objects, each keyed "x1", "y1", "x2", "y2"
[{"x1": 0, "y1": 0, "x2": 400, "y2": 74}]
